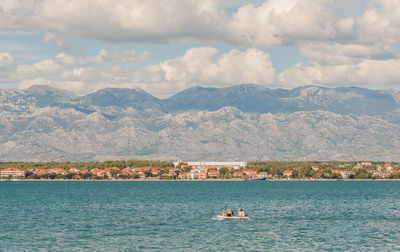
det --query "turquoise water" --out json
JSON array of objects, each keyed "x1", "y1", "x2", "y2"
[{"x1": 1, "y1": 181, "x2": 400, "y2": 251}]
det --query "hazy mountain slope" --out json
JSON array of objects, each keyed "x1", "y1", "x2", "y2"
[
  {"x1": 75, "y1": 87, "x2": 161, "y2": 110},
  {"x1": 25, "y1": 85, "x2": 77, "y2": 106},
  {"x1": 162, "y1": 85, "x2": 291, "y2": 113},
  {"x1": 0, "y1": 84, "x2": 399, "y2": 161},
  {"x1": 164, "y1": 85, "x2": 400, "y2": 115}
]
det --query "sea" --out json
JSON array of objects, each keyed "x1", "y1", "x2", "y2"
[{"x1": 1, "y1": 181, "x2": 400, "y2": 251}]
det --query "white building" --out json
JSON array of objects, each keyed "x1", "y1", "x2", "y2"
[
  {"x1": 174, "y1": 161, "x2": 247, "y2": 170},
  {"x1": 361, "y1": 162, "x2": 372, "y2": 166},
  {"x1": 0, "y1": 168, "x2": 25, "y2": 178},
  {"x1": 189, "y1": 168, "x2": 200, "y2": 179}
]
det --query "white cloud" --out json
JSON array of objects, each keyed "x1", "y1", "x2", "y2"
[
  {"x1": 41, "y1": 32, "x2": 70, "y2": 52},
  {"x1": 0, "y1": 47, "x2": 277, "y2": 96},
  {"x1": 276, "y1": 7, "x2": 400, "y2": 89},
  {"x1": 2, "y1": 42, "x2": 400, "y2": 96},
  {"x1": 0, "y1": 0, "x2": 356, "y2": 48},
  {"x1": 97, "y1": 49, "x2": 151, "y2": 64},
  {"x1": 225, "y1": 0, "x2": 338, "y2": 47},
  {"x1": 279, "y1": 56, "x2": 400, "y2": 87},
  {"x1": 0, "y1": 52, "x2": 16, "y2": 68},
  {"x1": 355, "y1": 0, "x2": 400, "y2": 44},
  {"x1": 156, "y1": 47, "x2": 276, "y2": 85},
  {"x1": 2, "y1": 0, "x2": 400, "y2": 50},
  {"x1": 0, "y1": 52, "x2": 17, "y2": 81},
  {"x1": 0, "y1": 49, "x2": 149, "y2": 93},
  {"x1": 272, "y1": 0, "x2": 400, "y2": 89},
  {"x1": 3, "y1": 0, "x2": 400, "y2": 96},
  {"x1": 4, "y1": 0, "x2": 400, "y2": 52},
  {"x1": 0, "y1": 0, "x2": 227, "y2": 44},
  {"x1": 299, "y1": 42, "x2": 398, "y2": 65},
  {"x1": 129, "y1": 47, "x2": 277, "y2": 96}
]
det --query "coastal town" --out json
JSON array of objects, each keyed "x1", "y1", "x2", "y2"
[{"x1": 1, "y1": 160, "x2": 400, "y2": 180}]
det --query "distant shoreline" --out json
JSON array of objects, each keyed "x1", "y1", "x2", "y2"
[{"x1": 3, "y1": 178, "x2": 400, "y2": 182}]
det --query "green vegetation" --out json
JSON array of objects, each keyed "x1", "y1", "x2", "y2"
[
  {"x1": 0, "y1": 160, "x2": 174, "y2": 170},
  {"x1": 218, "y1": 167, "x2": 228, "y2": 177},
  {"x1": 247, "y1": 161, "x2": 400, "y2": 179},
  {"x1": 1, "y1": 160, "x2": 400, "y2": 180}
]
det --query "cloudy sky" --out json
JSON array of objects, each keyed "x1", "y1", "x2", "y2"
[{"x1": 1, "y1": 0, "x2": 400, "y2": 97}]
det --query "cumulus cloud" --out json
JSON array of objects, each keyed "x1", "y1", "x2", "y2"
[
  {"x1": 275, "y1": 0, "x2": 400, "y2": 89},
  {"x1": 299, "y1": 42, "x2": 398, "y2": 65},
  {"x1": 132, "y1": 47, "x2": 277, "y2": 95},
  {"x1": 225, "y1": 0, "x2": 339, "y2": 47},
  {"x1": 0, "y1": 52, "x2": 16, "y2": 68},
  {"x1": 0, "y1": 49, "x2": 149, "y2": 93},
  {"x1": 355, "y1": 0, "x2": 400, "y2": 44},
  {"x1": 0, "y1": 0, "x2": 353, "y2": 48},
  {"x1": 1, "y1": 0, "x2": 400, "y2": 49},
  {"x1": 279, "y1": 52, "x2": 400, "y2": 87},
  {"x1": 2, "y1": 0, "x2": 400, "y2": 93},
  {"x1": 0, "y1": 0, "x2": 226, "y2": 44},
  {"x1": 41, "y1": 32, "x2": 72, "y2": 52},
  {"x1": 2, "y1": 43, "x2": 400, "y2": 96},
  {"x1": 3, "y1": 0, "x2": 400, "y2": 50},
  {"x1": 97, "y1": 49, "x2": 151, "y2": 64},
  {"x1": 0, "y1": 47, "x2": 277, "y2": 96},
  {"x1": 0, "y1": 52, "x2": 17, "y2": 81},
  {"x1": 155, "y1": 47, "x2": 276, "y2": 85},
  {"x1": 280, "y1": 47, "x2": 396, "y2": 88}
]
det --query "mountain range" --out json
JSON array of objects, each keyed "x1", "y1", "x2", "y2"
[{"x1": 1, "y1": 84, "x2": 399, "y2": 161}]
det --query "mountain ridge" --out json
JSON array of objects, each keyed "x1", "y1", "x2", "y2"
[
  {"x1": 7, "y1": 84, "x2": 400, "y2": 115},
  {"x1": 1, "y1": 84, "x2": 399, "y2": 161}
]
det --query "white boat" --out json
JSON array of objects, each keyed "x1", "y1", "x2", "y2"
[{"x1": 213, "y1": 215, "x2": 249, "y2": 220}]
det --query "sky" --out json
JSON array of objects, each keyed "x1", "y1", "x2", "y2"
[{"x1": 1, "y1": 0, "x2": 400, "y2": 97}]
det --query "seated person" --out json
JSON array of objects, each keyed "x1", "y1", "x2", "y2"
[
  {"x1": 227, "y1": 209, "x2": 233, "y2": 217},
  {"x1": 222, "y1": 210, "x2": 227, "y2": 216},
  {"x1": 237, "y1": 209, "x2": 246, "y2": 217}
]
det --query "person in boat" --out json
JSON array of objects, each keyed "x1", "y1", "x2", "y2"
[
  {"x1": 237, "y1": 209, "x2": 247, "y2": 217},
  {"x1": 222, "y1": 210, "x2": 227, "y2": 216},
  {"x1": 226, "y1": 209, "x2": 234, "y2": 217}
]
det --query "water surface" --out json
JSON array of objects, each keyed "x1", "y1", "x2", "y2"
[{"x1": 1, "y1": 181, "x2": 400, "y2": 251}]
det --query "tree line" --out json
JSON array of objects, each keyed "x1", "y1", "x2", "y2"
[{"x1": 0, "y1": 160, "x2": 175, "y2": 170}]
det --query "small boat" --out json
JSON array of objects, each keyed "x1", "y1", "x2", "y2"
[
  {"x1": 243, "y1": 177, "x2": 267, "y2": 181},
  {"x1": 213, "y1": 215, "x2": 249, "y2": 220},
  {"x1": 252, "y1": 177, "x2": 267, "y2": 181}
]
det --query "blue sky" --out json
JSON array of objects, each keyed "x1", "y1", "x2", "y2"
[{"x1": 0, "y1": 0, "x2": 399, "y2": 97}]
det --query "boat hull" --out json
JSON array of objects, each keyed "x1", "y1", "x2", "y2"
[{"x1": 213, "y1": 215, "x2": 249, "y2": 220}]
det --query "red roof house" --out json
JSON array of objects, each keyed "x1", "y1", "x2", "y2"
[{"x1": 283, "y1": 170, "x2": 293, "y2": 176}]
